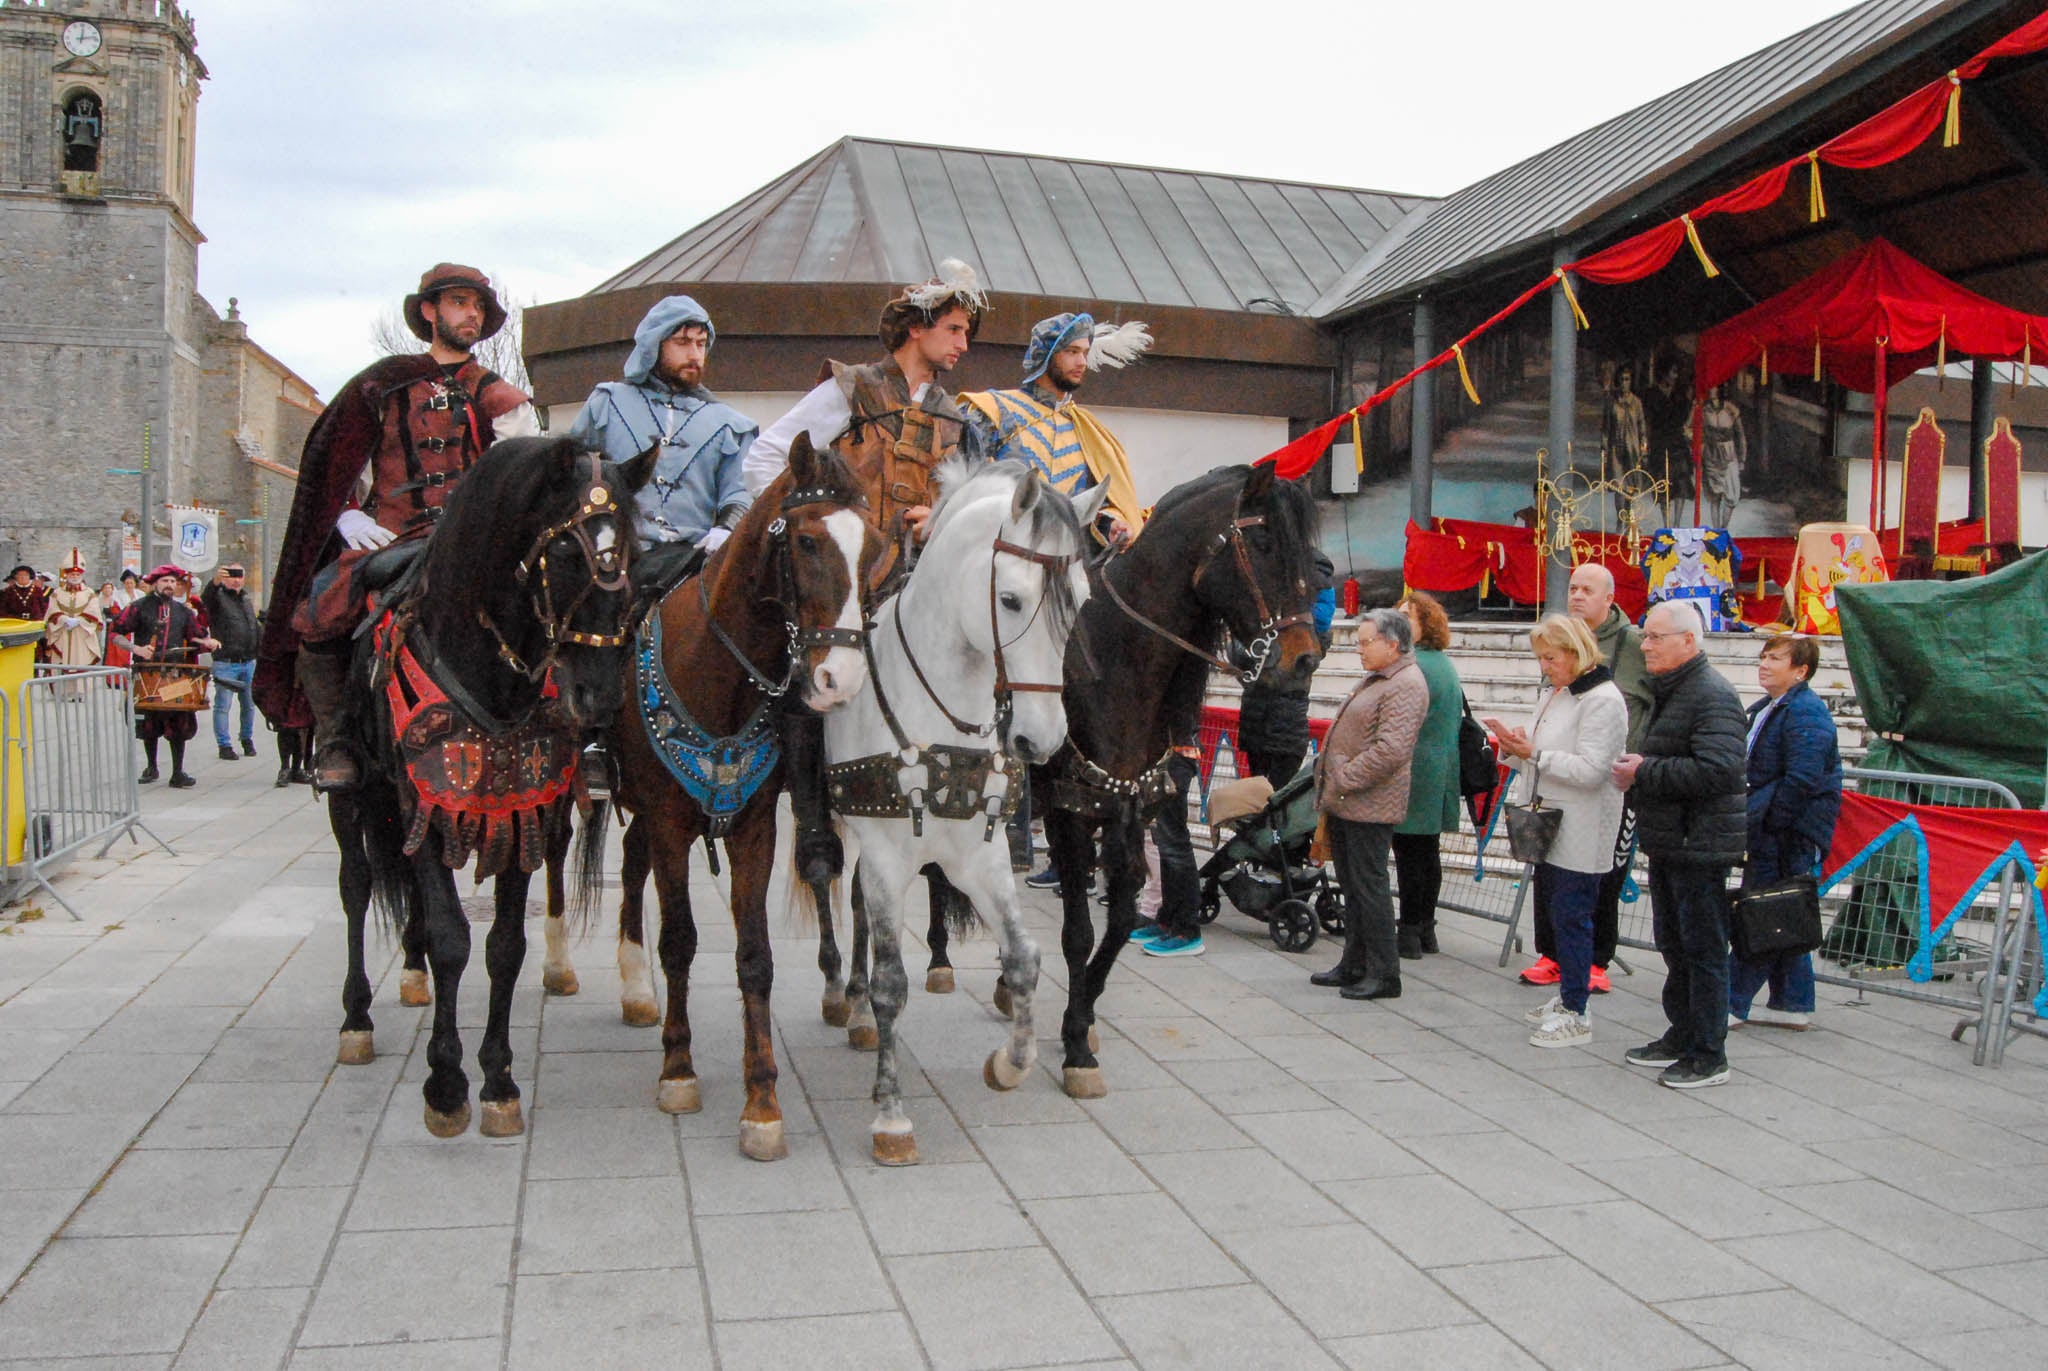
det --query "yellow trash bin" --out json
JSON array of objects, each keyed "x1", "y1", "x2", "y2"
[{"x1": 1, "y1": 619, "x2": 41, "y2": 865}]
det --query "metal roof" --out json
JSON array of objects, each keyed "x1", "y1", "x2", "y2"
[
  {"x1": 1310, "y1": 0, "x2": 1982, "y2": 319},
  {"x1": 593, "y1": 137, "x2": 1436, "y2": 316}
]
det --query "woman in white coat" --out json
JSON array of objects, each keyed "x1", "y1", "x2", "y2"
[{"x1": 1487, "y1": 614, "x2": 1628, "y2": 1048}]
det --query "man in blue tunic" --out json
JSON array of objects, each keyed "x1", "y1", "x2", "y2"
[{"x1": 568, "y1": 295, "x2": 757, "y2": 595}]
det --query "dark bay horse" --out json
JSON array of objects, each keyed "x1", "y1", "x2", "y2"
[
  {"x1": 593, "y1": 435, "x2": 883, "y2": 1161},
  {"x1": 331, "y1": 434, "x2": 653, "y2": 1138},
  {"x1": 1032, "y1": 463, "x2": 1321, "y2": 1096}
]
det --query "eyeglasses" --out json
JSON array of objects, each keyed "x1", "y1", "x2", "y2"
[
  {"x1": 1639, "y1": 630, "x2": 1688, "y2": 643},
  {"x1": 222, "y1": 569, "x2": 245, "y2": 576}
]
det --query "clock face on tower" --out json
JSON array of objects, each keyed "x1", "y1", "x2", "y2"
[{"x1": 62, "y1": 20, "x2": 103, "y2": 58}]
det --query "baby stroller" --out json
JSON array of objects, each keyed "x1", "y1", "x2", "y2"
[{"x1": 1196, "y1": 765, "x2": 1345, "y2": 953}]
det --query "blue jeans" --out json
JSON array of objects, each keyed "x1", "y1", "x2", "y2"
[
  {"x1": 1729, "y1": 842, "x2": 1819, "y2": 1016},
  {"x1": 1536, "y1": 865, "x2": 1602, "y2": 1014},
  {"x1": 1648, "y1": 860, "x2": 1733, "y2": 1067},
  {"x1": 211, "y1": 659, "x2": 255, "y2": 750}
]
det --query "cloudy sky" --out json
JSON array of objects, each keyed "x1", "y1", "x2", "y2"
[{"x1": 189, "y1": 0, "x2": 1862, "y2": 397}]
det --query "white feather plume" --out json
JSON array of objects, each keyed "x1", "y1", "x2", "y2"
[
  {"x1": 1087, "y1": 320, "x2": 1153, "y2": 371},
  {"x1": 902, "y1": 257, "x2": 988, "y2": 314}
]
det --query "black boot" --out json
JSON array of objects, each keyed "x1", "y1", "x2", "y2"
[
  {"x1": 1398, "y1": 927, "x2": 1424, "y2": 961},
  {"x1": 1418, "y1": 923, "x2": 1439, "y2": 954},
  {"x1": 777, "y1": 705, "x2": 841, "y2": 884},
  {"x1": 167, "y1": 741, "x2": 196, "y2": 788},
  {"x1": 296, "y1": 644, "x2": 359, "y2": 792}
]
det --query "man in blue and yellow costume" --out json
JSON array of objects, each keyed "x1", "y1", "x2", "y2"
[{"x1": 960, "y1": 312, "x2": 1149, "y2": 548}]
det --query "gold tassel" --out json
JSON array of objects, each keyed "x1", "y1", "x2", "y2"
[
  {"x1": 1807, "y1": 152, "x2": 1827, "y2": 223},
  {"x1": 1452, "y1": 343, "x2": 1481, "y2": 405},
  {"x1": 1681, "y1": 214, "x2": 1720, "y2": 278},
  {"x1": 1760, "y1": 345, "x2": 1769, "y2": 388},
  {"x1": 1814, "y1": 330, "x2": 1824, "y2": 383},
  {"x1": 1936, "y1": 316, "x2": 1946, "y2": 390},
  {"x1": 1553, "y1": 268, "x2": 1590, "y2": 331},
  {"x1": 1350, "y1": 410, "x2": 1364, "y2": 475},
  {"x1": 1943, "y1": 72, "x2": 1962, "y2": 148}
]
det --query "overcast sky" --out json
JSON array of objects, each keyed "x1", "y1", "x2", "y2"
[{"x1": 189, "y1": 0, "x2": 1863, "y2": 398}]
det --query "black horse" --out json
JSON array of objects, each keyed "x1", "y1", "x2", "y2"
[
  {"x1": 1030, "y1": 463, "x2": 1322, "y2": 1097},
  {"x1": 330, "y1": 434, "x2": 654, "y2": 1138}
]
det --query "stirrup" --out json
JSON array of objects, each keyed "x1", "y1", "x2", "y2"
[{"x1": 310, "y1": 740, "x2": 362, "y2": 795}]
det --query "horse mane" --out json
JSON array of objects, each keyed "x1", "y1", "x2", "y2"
[
  {"x1": 925, "y1": 459, "x2": 1089, "y2": 652},
  {"x1": 422, "y1": 434, "x2": 593, "y2": 608}
]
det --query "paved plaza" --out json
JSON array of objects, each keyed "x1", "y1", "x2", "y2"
[{"x1": 4, "y1": 759, "x2": 2048, "y2": 1370}]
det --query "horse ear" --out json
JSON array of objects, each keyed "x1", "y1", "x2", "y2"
[
  {"x1": 617, "y1": 441, "x2": 661, "y2": 494},
  {"x1": 789, "y1": 430, "x2": 819, "y2": 489},
  {"x1": 1069, "y1": 478, "x2": 1110, "y2": 529},
  {"x1": 1009, "y1": 469, "x2": 1042, "y2": 522},
  {"x1": 1242, "y1": 460, "x2": 1277, "y2": 504}
]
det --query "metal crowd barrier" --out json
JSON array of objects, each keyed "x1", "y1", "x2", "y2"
[{"x1": 0, "y1": 665, "x2": 173, "y2": 920}]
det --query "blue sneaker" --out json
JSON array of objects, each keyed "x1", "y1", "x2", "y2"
[
  {"x1": 1025, "y1": 866, "x2": 1063, "y2": 890},
  {"x1": 1128, "y1": 923, "x2": 1166, "y2": 945},
  {"x1": 1143, "y1": 933, "x2": 1205, "y2": 958}
]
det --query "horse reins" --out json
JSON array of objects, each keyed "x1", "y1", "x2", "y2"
[
  {"x1": 479, "y1": 454, "x2": 635, "y2": 681},
  {"x1": 700, "y1": 482, "x2": 871, "y2": 699}
]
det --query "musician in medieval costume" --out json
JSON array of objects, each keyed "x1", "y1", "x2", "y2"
[
  {"x1": 567, "y1": 294, "x2": 756, "y2": 604},
  {"x1": 741, "y1": 260, "x2": 987, "y2": 885},
  {"x1": 253, "y1": 264, "x2": 538, "y2": 791},
  {"x1": 43, "y1": 552, "x2": 104, "y2": 667},
  {"x1": 118, "y1": 565, "x2": 220, "y2": 788},
  {"x1": 1699, "y1": 385, "x2": 1746, "y2": 529},
  {"x1": 960, "y1": 311, "x2": 1149, "y2": 548}
]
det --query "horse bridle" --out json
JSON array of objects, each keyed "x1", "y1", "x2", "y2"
[
  {"x1": 888, "y1": 534, "x2": 1077, "y2": 741},
  {"x1": 1100, "y1": 491, "x2": 1310, "y2": 685},
  {"x1": 479, "y1": 454, "x2": 635, "y2": 681},
  {"x1": 701, "y1": 482, "x2": 870, "y2": 698}
]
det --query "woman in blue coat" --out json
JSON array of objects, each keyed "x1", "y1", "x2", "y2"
[{"x1": 1730, "y1": 634, "x2": 1841, "y2": 1030}]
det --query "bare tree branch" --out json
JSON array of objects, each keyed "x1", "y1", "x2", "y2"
[{"x1": 370, "y1": 277, "x2": 533, "y2": 396}]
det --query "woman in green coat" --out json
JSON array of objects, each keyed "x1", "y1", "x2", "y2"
[{"x1": 1394, "y1": 592, "x2": 1465, "y2": 958}]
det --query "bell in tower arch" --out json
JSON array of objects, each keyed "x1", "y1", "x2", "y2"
[{"x1": 63, "y1": 93, "x2": 102, "y2": 173}]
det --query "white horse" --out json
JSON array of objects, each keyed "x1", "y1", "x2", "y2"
[{"x1": 827, "y1": 460, "x2": 1104, "y2": 1165}]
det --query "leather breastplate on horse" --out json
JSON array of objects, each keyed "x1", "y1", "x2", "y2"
[
  {"x1": 363, "y1": 362, "x2": 513, "y2": 536},
  {"x1": 1046, "y1": 744, "x2": 1180, "y2": 823},
  {"x1": 828, "y1": 361, "x2": 964, "y2": 557}
]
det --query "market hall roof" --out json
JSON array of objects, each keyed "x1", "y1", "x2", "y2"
[
  {"x1": 1311, "y1": 0, "x2": 2029, "y2": 320},
  {"x1": 593, "y1": 136, "x2": 1436, "y2": 317}
]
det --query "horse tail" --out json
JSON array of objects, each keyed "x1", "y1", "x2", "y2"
[
  {"x1": 783, "y1": 822, "x2": 842, "y2": 938},
  {"x1": 357, "y1": 781, "x2": 419, "y2": 942},
  {"x1": 569, "y1": 794, "x2": 611, "y2": 932},
  {"x1": 932, "y1": 868, "x2": 978, "y2": 941}
]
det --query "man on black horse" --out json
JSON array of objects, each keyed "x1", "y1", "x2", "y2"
[
  {"x1": 254, "y1": 264, "x2": 538, "y2": 791},
  {"x1": 740, "y1": 260, "x2": 986, "y2": 889},
  {"x1": 566, "y1": 295, "x2": 756, "y2": 608}
]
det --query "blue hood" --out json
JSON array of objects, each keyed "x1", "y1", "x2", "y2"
[{"x1": 623, "y1": 296, "x2": 715, "y2": 386}]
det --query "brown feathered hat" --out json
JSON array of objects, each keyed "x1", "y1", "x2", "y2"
[{"x1": 402, "y1": 263, "x2": 508, "y2": 343}]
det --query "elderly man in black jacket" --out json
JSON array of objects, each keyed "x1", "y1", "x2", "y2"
[{"x1": 1611, "y1": 601, "x2": 1748, "y2": 1089}]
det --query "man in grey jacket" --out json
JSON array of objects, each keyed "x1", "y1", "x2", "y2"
[{"x1": 1612, "y1": 601, "x2": 1749, "y2": 1088}]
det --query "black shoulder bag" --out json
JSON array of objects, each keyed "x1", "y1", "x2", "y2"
[
  {"x1": 1731, "y1": 874, "x2": 1823, "y2": 961},
  {"x1": 1457, "y1": 697, "x2": 1498, "y2": 798}
]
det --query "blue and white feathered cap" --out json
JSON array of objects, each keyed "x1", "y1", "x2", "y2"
[{"x1": 1021, "y1": 312, "x2": 1154, "y2": 384}]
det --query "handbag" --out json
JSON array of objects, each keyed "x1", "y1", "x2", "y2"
[
  {"x1": 1731, "y1": 874, "x2": 1823, "y2": 961},
  {"x1": 1457, "y1": 697, "x2": 1498, "y2": 798},
  {"x1": 1503, "y1": 761, "x2": 1562, "y2": 864}
]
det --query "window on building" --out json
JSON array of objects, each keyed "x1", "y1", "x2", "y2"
[{"x1": 62, "y1": 92, "x2": 103, "y2": 174}]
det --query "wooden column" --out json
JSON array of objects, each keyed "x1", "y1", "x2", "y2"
[
  {"x1": 1544, "y1": 247, "x2": 1577, "y2": 613},
  {"x1": 1409, "y1": 298, "x2": 1434, "y2": 527}
]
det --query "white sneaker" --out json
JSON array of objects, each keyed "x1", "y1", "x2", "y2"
[
  {"x1": 1728, "y1": 1013, "x2": 1746, "y2": 1030},
  {"x1": 1529, "y1": 1008, "x2": 1591, "y2": 1049},
  {"x1": 1523, "y1": 994, "x2": 1565, "y2": 1026},
  {"x1": 1748, "y1": 1006, "x2": 1811, "y2": 1030}
]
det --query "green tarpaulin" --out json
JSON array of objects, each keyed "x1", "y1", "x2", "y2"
[{"x1": 1836, "y1": 550, "x2": 2048, "y2": 807}]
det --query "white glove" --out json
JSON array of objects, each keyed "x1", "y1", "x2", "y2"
[
  {"x1": 337, "y1": 508, "x2": 395, "y2": 551},
  {"x1": 699, "y1": 527, "x2": 732, "y2": 554},
  {"x1": 63, "y1": 616, "x2": 81, "y2": 630}
]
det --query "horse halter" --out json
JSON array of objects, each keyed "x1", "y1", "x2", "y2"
[
  {"x1": 891, "y1": 533, "x2": 1077, "y2": 740},
  {"x1": 480, "y1": 454, "x2": 634, "y2": 681},
  {"x1": 702, "y1": 481, "x2": 870, "y2": 698},
  {"x1": 1102, "y1": 489, "x2": 1311, "y2": 685}
]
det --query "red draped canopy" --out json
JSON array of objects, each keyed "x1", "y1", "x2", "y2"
[{"x1": 1695, "y1": 238, "x2": 2048, "y2": 396}]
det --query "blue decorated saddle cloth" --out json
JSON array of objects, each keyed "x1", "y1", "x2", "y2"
[{"x1": 635, "y1": 614, "x2": 779, "y2": 835}]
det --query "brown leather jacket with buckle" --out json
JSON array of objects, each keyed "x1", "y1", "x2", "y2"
[{"x1": 823, "y1": 359, "x2": 970, "y2": 582}]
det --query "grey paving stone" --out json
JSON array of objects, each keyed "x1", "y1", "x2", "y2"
[
  {"x1": 1161, "y1": 1056, "x2": 1330, "y2": 1115},
  {"x1": 190, "y1": 1028, "x2": 347, "y2": 1084},
  {"x1": 1026, "y1": 1191, "x2": 1243, "y2": 1296},
  {"x1": 695, "y1": 1210, "x2": 892, "y2": 1320},
  {"x1": 1579, "y1": 1154, "x2": 1826, "y2": 1240},
  {"x1": 1328, "y1": 1323, "x2": 1544, "y2": 1370},
  {"x1": 507, "y1": 1267, "x2": 712, "y2": 1370},
  {"x1": 1820, "y1": 1136, "x2": 2026, "y2": 1214},
  {"x1": 843, "y1": 1160, "x2": 1037, "y2": 1257},
  {"x1": 138, "y1": 1080, "x2": 323, "y2": 1150},
  {"x1": 1375, "y1": 1047, "x2": 1559, "y2": 1103},
  {"x1": 1926, "y1": 1255, "x2": 2048, "y2": 1322},
  {"x1": 967, "y1": 1120, "x2": 1155, "y2": 1200},
  {"x1": 0, "y1": 1187, "x2": 79, "y2": 1289},
  {"x1": 1118, "y1": 1015, "x2": 1258, "y2": 1064},
  {"x1": 171, "y1": 1284, "x2": 308, "y2": 1370},
  {"x1": 0, "y1": 1027, "x2": 82, "y2": 1082},
  {"x1": 531, "y1": 1047, "x2": 669, "y2": 1111},
  {"x1": 1097, "y1": 1283, "x2": 1341, "y2": 1371},
  {"x1": 1905, "y1": 1323, "x2": 2048, "y2": 1371},
  {"x1": 0, "y1": 1233, "x2": 234, "y2": 1358},
  {"x1": 1463, "y1": 1092, "x2": 1674, "y2": 1163},
  {"x1": 269, "y1": 1076, "x2": 395, "y2": 1188},
  {"x1": 1197, "y1": 992, "x2": 1323, "y2": 1039},
  {"x1": 4, "y1": 1049, "x2": 202, "y2": 1116},
  {"x1": 1146, "y1": 1147, "x2": 1347, "y2": 1233},
  {"x1": 1077, "y1": 1084, "x2": 1250, "y2": 1154},
  {"x1": 1723, "y1": 1229, "x2": 2028, "y2": 1340},
  {"x1": 1634, "y1": 1115, "x2": 1861, "y2": 1188},
  {"x1": 69, "y1": 1146, "x2": 282, "y2": 1237},
  {"x1": 889, "y1": 1247, "x2": 1117, "y2": 1371},
  {"x1": 1219, "y1": 1222, "x2": 1467, "y2": 1337},
  {"x1": 297, "y1": 1225, "x2": 514, "y2": 1345},
  {"x1": 927, "y1": 1064, "x2": 1091, "y2": 1125},
  {"x1": 0, "y1": 1111, "x2": 151, "y2": 1190},
  {"x1": 814, "y1": 1094, "x2": 981, "y2": 1168},
  {"x1": 0, "y1": 1358, "x2": 170, "y2": 1370},
  {"x1": 219, "y1": 1184, "x2": 350, "y2": 1290},
  {"x1": 1523, "y1": 1060, "x2": 1724, "y2": 1123},
  {"x1": 681, "y1": 1132, "x2": 848, "y2": 1214},
  {"x1": 1312, "y1": 1077, "x2": 1493, "y2": 1137},
  {"x1": 287, "y1": 1337, "x2": 502, "y2": 1370},
  {"x1": 1705, "y1": 1076, "x2": 1896, "y2": 1146},
  {"x1": 1420, "y1": 1129, "x2": 1620, "y2": 1209},
  {"x1": 523, "y1": 1104, "x2": 681, "y2": 1180},
  {"x1": 712, "y1": 1311, "x2": 924, "y2": 1371},
  {"x1": 1768, "y1": 1178, "x2": 2039, "y2": 1270},
  {"x1": 517, "y1": 1174, "x2": 695, "y2": 1273},
  {"x1": 76, "y1": 1004, "x2": 241, "y2": 1056},
  {"x1": 1230, "y1": 1108, "x2": 1427, "y2": 1182},
  {"x1": 1658, "y1": 1288, "x2": 1942, "y2": 1370},
  {"x1": 1435, "y1": 1255, "x2": 1724, "y2": 1370},
  {"x1": 1515, "y1": 1198, "x2": 1779, "y2": 1302},
  {"x1": 0, "y1": 985, "x2": 135, "y2": 1031},
  {"x1": 1324, "y1": 1174, "x2": 1556, "y2": 1269},
  {"x1": 344, "y1": 1139, "x2": 525, "y2": 1231}
]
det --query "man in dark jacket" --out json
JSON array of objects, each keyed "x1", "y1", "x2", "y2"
[
  {"x1": 1611, "y1": 601, "x2": 1748, "y2": 1089},
  {"x1": 201, "y1": 564, "x2": 260, "y2": 761}
]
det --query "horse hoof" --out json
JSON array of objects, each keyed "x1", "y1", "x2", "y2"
[
  {"x1": 336, "y1": 1030, "x2": 374, "y2": 1066},
  {"x1": 1062, "y1": 1067, "x2": 1107, "y2": 1099},
  {"x1": 542, "y1": 966, "x2": 580, "y2": 996},
  {"x1": 398, "y1": 970, "x2": 431, "y2": 1007},
  {"x1": 423, "y1": 1101, "x2": 471, "y2": 1138},
  {"x1": 872, "y1": 1129, "x2": 919, "y2": 1166},
  {"x1": 1088, "y1": 1025, "x2": 1101, "y2": 1055},
  {"x1": 740, "y1": 1119, "x2": 788, "y2": 1162},
  {"x1": 820, "y1": 992, "x2": 850, "y2": 1027},
  {"x1": 479, "y1": 1099, "x2": 524, "y2": 1138},
  {"x1": 926, "y1": 967, "x2": 955, "y2": 994},
  {"x1": 848, "y1": 1025, "x2": 880, "y2": 1052},
  {"x1": 993, "y1": 982, "x2": 1014, "y2": 1019},
  {"x1": 984, "y1": 1048, "x2": 1031, "y2": 1092},
  {"x1": 621, "y1": 996, "x2": 660, "y2": 1027},
  {"x1": 656, "y1": 1077, "x2": 702, "y2": 1115}
]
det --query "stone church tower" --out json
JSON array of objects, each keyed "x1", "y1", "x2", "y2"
[{"x1": 0, "y1": 1, "x2": 311, "y2": 593}]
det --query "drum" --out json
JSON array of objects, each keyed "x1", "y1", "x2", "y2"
[{"x1": 133, "y1": 662, "x2": 210, "y2": 712}]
